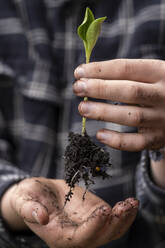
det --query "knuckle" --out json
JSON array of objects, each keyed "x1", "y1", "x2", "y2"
[
  {"x1": 95, "y1": 79, "x2": 110, "y2": 99},
  {"x1": 133, "y1": 110, "x2": 145, "y2": 126},
  {"x1": 104, "y1": 80, "x2": 111, "y2": 98},
  {"x1": 119, "y1": 59, "x2": 134, "y2": 77},
  {"x1": 129, "y1": 84, "x2": 159, "y2": 104},
  {"x1": 146, "y1": 85, "x2": 160, "y2": 103},
  {"x1": 96, "y1": 79, "x2": 106, "y2": 97},
  {"x1": 130, "y1": 84, "x2": 143, "y2": 101}
]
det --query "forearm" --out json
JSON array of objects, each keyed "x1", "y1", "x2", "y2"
[
  {"x1": 0, "y1": 184, "x2": 28, "y2": 231},
  {"x1": 150, "y1": 150, "x2": 165, "y2": 189}
]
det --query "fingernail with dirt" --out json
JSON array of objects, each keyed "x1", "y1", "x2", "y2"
[
  {"x1": 74, "y1": 65, "x2": 85, "y2": 78},
  {"x1": 73, "y1": 80, "x2": 86, "y2": 94},
  {"x1": 97, "y1": 131, "x2": 109, "y2": 142},
  {"x1": 79, "y1": 102, "x2": 90, "y2": 116}
]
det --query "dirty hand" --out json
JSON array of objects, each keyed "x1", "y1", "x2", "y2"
[
  {"x1": 1, "y1": 178, "x2": 138, "y2": 248},
  {"x1": 73, "y1": 59, "x2": 165, "y2": 151}
]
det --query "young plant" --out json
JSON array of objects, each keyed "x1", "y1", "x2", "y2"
[
  {"x1": 77, "y1": 7, "x2": 106, "y2": 135},
  {"x1": 64, "y1": 8, "x2": 110, "y2": 205}
]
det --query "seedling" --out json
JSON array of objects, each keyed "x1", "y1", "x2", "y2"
[
  {"x1": 78, "y1": 7, "x2": 106, "y2": 135},
  {"x1": 64, "y1": 8, "x2": 111, "y2": 204}
]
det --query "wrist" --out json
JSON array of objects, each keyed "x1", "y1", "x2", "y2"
[{"x1": 0, "y1": 184, "x2": 28, "y2": 231}]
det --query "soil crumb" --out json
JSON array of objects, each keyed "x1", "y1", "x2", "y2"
[{"x1": 64, "y1": 132, "x2": 111, "y2": 204}]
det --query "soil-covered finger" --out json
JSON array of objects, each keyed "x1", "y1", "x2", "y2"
[
  {"x1": 74, "y1": 59, "x2": 165, "y2": 83},
  {"x1": 108, "y1": 198, "x2": 139, "y2": 241},
  {"x1": 21, "y1": 200, "x2": 49, "y2": 225},
  {"x1": 12, "y1": 178, "x2": 63, "y2": 227},
  {"x1": 74, "y1": 78, "x2": 158, "y2": 106},
  {"x1": 14, "y1": 178, "x2": 61, "y2": 214},
  {"x1": 79, "y1": 101, "x2": 159, "y2": 127},
  {"x1": 96, "y1": 129, "x2": 165, "y2": 151}
]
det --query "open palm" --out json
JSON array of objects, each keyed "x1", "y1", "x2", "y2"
[{"x1": 11, "y1": 178, "x2": 138, "y2": 248}]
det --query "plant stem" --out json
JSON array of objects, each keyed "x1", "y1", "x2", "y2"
[{"x1": 82, "y1": 54, "x2": 90, "y2": 136}]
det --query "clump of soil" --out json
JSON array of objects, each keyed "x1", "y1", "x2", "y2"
[{"x1": 64, "y1": 132, "x2": 111, "y2": 204}]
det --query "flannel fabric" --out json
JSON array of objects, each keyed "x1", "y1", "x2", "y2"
[{"x1": 0, "y1": 0, "x2": 165, "y2": 247}]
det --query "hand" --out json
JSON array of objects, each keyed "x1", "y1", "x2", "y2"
[
  {"x1": 73, "y1": 59, "x2": 165, "y2": 151},
  {"x1": 1, "y1": 178, "x2": 138, "y2": 248}
]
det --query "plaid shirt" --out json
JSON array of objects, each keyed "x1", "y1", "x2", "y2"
[{"x1": 0, "y1": 0, "x2": 165, "y2": 247}]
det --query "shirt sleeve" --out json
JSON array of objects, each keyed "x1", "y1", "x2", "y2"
[
  {"x1": 0, "y1": 74, "x2": 29, "y2": 200},
  {"x1": 135, "y1": 150, "x2": 165, "y2": 237},
  {"x1": 0, "y1": 75, "x2": 32, "y2": 247}
]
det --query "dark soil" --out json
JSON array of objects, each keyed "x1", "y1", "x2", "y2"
[{"x1": 64, "y1": 132, "x2": 111, "y2": 204}]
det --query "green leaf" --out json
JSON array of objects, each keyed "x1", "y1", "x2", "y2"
[
  {"x1": 77, "y1": 8, "x2": 107, "y2": 135},
  {"x1": 77, "y1": 7, "x2": 106, "y2": 63},
  {"x1": 86, "y1": 16, "x2": 106, "y2": 61},
  {"x1": 77, "y1": 7, "x2": 94, "y2": 41}
]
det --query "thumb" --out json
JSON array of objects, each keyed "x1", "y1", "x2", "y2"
[{"x1": 14, "y1": 198, "x2": 49, "y2": 225}]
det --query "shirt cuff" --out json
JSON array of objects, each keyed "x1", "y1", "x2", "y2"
[
  {"x1": 136, "y1": 150, "x2": 165, "y2": 207},
  {"x1": 0, "y1": 159, "x2": 30, "y2": 200},
  {"x1": 0, "y1": 215, "x2": 47, "y2": 248}
]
